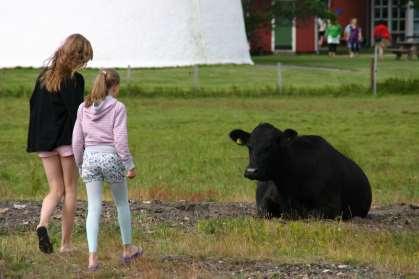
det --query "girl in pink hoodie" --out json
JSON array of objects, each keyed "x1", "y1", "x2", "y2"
[{"x1": 72, "y1": 69, "x2": 142, "y2": 271}]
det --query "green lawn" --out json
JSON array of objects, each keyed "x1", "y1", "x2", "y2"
[
  {"x1": 1, "y1": 96, "x2": 418, "y2": 205},
  {"x1": 1, "y1": 54, "x2": 418, "y2": 97},
  {"x1": 1, "y1": 54, "x2": 419, "y2": 277}
]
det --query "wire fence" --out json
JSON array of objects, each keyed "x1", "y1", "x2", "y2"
[{"x1": 0, "y1": 51, "x2": 419, "y2": 98}]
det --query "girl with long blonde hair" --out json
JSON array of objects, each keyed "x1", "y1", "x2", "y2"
[
  {"x1": 72, "y1": 69, "x2": 141, "y2": 271},
  {"x1": 27, "y1": 33, "x2": 93, "y2": 254}
]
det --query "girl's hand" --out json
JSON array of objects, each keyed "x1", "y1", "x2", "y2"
[{"x1": 127, "y1": 169, "x2": 137, "y2": 179}]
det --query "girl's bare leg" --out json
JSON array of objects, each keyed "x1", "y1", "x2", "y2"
[
  {"x1": 60, "y1": 156, "x2": 78, "y2": 252},
  {"x1": 38, "y1": 156, "x2": 65, "y2": 229}
]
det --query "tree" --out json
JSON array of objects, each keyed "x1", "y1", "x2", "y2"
[
  {"x1": 271, "y1": 0, "x2": 332, "y2": 21},
  {"x1": 242, "y1": 0, "x2": 419, "y2": 38},
  {"x1": 403, "y1": 0, "x2": 419, "y2": 7},
  {"x1": 242, "y1": 0, "x2": 333, "y2": 38}
]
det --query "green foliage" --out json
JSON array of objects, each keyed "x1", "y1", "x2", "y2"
[
  {"x1": 242, "y1": 0, "x2": 333, "y2": 37},
  {"x1": 242, "y1": 0, "x2": 419, "y2": 39},
  {"x1": 271, "y1": 0, "x2": 332, "y2": 21},
  {"x1": 378, "y1": 78, "x2": 419, "y2": 95},
  {"x1": 402, "y1": 0, "x2": 419, "y2": 8}
]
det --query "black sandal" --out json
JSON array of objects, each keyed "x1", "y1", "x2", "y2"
[
  {"x1": 121, "y1": 246, "x2": 143, "y2": 265},
  {"x1": 88, "y1": 262, "x2": 101, "y2": 272},
  {"x1": 36, "y1": 226, "x2": 53, "y2": 254}
]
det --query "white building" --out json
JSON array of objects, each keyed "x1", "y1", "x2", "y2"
[{"x1": 0, "y1": 0, "x2": 253, "y2": 68}]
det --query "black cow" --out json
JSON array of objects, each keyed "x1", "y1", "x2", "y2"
[{"x1": 229, "y1": 123, "x2": 372, "y2": 220}]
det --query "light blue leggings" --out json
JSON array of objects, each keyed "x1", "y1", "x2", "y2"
[{"x1": 85, "y1": 179, "x2": 132, "y2": 253}]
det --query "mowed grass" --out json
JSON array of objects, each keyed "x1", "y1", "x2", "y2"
[
  {"x1": 1, "y1": 54, "x2": 419, "y2": 97},
  {"x1": 0, "y1": 96, "x2": 418, "y2": 204},
  {"x1": 1, "y1": 96, "x2": 419, "y2": 277},
  {"x1": 1, "y1": 56, "x2": 419, "y2": 277}
]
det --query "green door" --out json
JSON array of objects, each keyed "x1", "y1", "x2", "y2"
[{"x1": 275, "y1": 18, "x2": 293, "y2": 50}]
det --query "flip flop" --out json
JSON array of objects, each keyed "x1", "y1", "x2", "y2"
[
  {"x1": 36, "y1": 226, "x2": 53, "y2": 254},
  {"x1": 88, "y1": 263, "x2": 101, "y2": 272},
  {"x1": 121, "y1": 247, "x2": 143, "y2": 265}
]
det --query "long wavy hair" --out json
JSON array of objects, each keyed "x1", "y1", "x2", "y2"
[
  {"x1": 85, "y1": 69, "x2": 120, "y2": 108},
  {"x1": 40, "y1": 34, "x2": 93, "y2": 93}
]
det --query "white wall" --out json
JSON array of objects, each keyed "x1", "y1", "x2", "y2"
[{"x1": 0, "y1": 0, "x2": 252, "y2": 68}]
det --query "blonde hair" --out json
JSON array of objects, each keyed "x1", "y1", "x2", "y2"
[
  {"x1": 40, "y1": 34, "x2": 93, "y2": 92},
  {"x1": 85, "y1": 69, "x2": 120, "y2": 108}
]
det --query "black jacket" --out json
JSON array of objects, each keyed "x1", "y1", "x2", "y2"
[{"x1": 27, "y1": 72, "x2": 84, "y2": 152}]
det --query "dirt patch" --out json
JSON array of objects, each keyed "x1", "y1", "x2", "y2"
[
  {"x1": 0, "y1": 200, "x2": 256, "y2": 233},
  {"x1": 351, "y1": 203, "x2": 419, "y2": 231},
  {"x1": 157, "y1": 256, "x2": 400, "y2": 279},
  {"x1": 0, "y1": 200, "x2": 418, "y2": 233}
]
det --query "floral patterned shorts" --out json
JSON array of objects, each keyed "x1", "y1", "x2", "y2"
[{"x1": 81, "y1": 151, "x2": 126, "y2": 183}]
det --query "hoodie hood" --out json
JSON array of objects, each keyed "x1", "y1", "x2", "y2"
[{"x1": 83, "y1": 95, "x2": 117, "y2": 121}]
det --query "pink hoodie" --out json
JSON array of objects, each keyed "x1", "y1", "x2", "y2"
[{"x1": 72, "y1": 96, "x2": 135, "y2": 170}]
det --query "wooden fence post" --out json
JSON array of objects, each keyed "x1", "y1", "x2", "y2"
[
  {"x1": 370, "y1": 45, "x2": 378, "y2": 96},
  {"x1": 126, "y1": 65, "x2": 132, "y2": 82},
  {"x1": 277, "y1": 63, "x2": 283, "y2": 94},
  {"x1": 192, "y1": 65, "x2": 199, "y2": 90}
]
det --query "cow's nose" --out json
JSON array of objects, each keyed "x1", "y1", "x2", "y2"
[{"x1": 244, "y1": 168, "x2": 258, "y2": 179}]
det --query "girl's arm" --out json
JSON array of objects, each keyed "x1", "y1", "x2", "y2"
[
  {"x1": 72, "y1": 105, "x2": 85, "y2": 168},
  {"x1": 114, "y1": 103, "x2": 135, "y2": 171}
]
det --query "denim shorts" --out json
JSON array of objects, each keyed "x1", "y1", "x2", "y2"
[{"x1": 81, "y1": 146, "x2": 126, "y2": 184}]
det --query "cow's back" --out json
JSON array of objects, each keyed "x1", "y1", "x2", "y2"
[
  {"x1": 313, "y1": 137, "x2": 372, "y2": 219},
  {"x1": 289, "y1": 135, "x2": 372, "y2": 219},
  {"x1": 335, "y1": 152, "x2": 372, "y2": 219}
]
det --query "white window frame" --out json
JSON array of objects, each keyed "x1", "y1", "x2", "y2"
[{"x1": 371, "y1": 0, "x2": 413, "y2": 43}]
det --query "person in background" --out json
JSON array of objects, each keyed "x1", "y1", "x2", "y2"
[
  {"x1": 27, "y1": 34, "x2": 93, "y2": 254},
  {"x1": 72, "y1": 69, "x2": 142, "y2": 272},
  {"x1": 317, "y1": 18, "x2": 327, "y2": 54},
  {"x1": 345, "y1": 18, "x2": 363, "y2": 58},
  {"x1": 326, "y1": 19, "x2": 342, "y2": 57},
  {"x1": 374, "y1": 21, "x2": 391, "y2": 60}
]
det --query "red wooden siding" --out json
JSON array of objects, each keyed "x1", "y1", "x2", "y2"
[
  {"x1": 248, "y1": 0, "x2": 272, "y2": 54},
  {"x1": 295, "y1": 17, "x2": 316, "y2": 53},
  {"x1": 331, "y1": 0, "x2": 368, "y2": 37}
]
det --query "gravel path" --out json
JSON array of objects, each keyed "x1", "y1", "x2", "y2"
[{"x1": 1, "y1": 200, "x2": 418, "y2": 233}]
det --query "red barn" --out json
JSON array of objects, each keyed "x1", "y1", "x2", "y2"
[{"x1": 250, "y1": 0, "x2": 419, "y2": 54}]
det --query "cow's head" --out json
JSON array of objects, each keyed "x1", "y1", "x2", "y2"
[{"x1": 229, "y1": 123, "x2": 297, "y2": 181}]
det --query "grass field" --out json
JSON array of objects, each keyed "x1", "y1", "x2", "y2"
[
  {"x1": 1, "y1": 54, "x2": 419, "y2": 277},
  {"x1": 1, "y1": 54, "x2": 419, "y2": 97},
  {"x1": 1, "y1": 95, "x2": 419, "y2": 277},
  {"x1": 1, "y1": 96, "x2": 418, "y2": 204}
]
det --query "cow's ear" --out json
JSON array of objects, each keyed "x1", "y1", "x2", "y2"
[
  {"x1": 283, "y1": 129, "x2": 297, "y2": 139},
  {"x1": 281, "y1": 129, "x2": 298, "y2": 144},
  {"x1": 229, "y1": 129, "x2": 250, "y2": 146}
]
